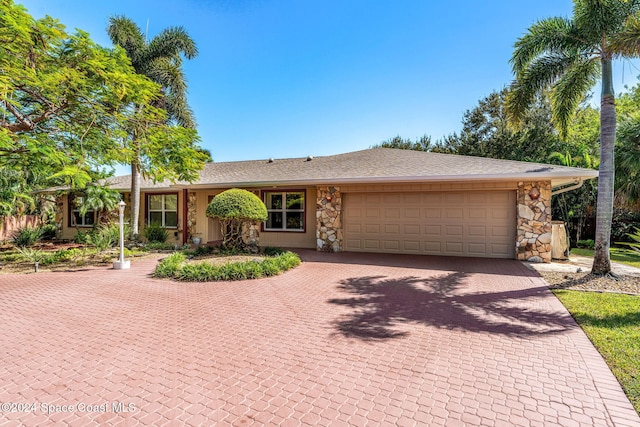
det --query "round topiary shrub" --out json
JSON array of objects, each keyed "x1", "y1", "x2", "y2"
[{"x1": 206, "y1": 188, "x2": 268, "y2": 251}]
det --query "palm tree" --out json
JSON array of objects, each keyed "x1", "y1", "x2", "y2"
[
  {"x1": 79, "y1": 184, "x2": 122, "y2": 225},
  {"x1": 107, "y1": 16, "x2": 197, "y2": 236},
  {"x1": 507, "y1": 0, "x2": 640, "y2": 275}
]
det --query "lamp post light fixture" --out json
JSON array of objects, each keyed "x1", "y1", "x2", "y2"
[{"x1": 113, "y1": 200, "x2": 130, "y2": 270}]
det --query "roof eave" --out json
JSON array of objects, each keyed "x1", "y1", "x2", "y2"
[{"x1": 169, "y1": 170, "x2": 599, "y2": 190}]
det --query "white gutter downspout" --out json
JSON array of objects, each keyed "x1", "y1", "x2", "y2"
[{"x1": 552, "y1": 178, "x2": 584, "y2": 196}]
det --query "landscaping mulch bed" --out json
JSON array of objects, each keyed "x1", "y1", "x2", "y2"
[
  {"x1": 0, "y1": 252, "x2": 157, "y2": 274},
  {"x1": 540, "y1": 271, "x2": 640, "y2": 295}
]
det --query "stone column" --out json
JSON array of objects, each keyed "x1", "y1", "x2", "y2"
[
  {"x1": 516, "y1": 181, "x2": 552, "y2": 263},
  {"x1": 187, "y1": 191, "x2": 197, "y2": 241},
  {"x1": 316, "y1": 186, "x2": 342, "y2": 252},
  {"x1": 241, "y1": 221, "x2": 260, "y2": 251},
  {"x1": 55, "y1": 195, "x2": 65, "y2": 239}
]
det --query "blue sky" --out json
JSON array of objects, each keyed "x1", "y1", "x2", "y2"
[{"x1": 19, "y1": 0, "x2": 640, "y2": 169}]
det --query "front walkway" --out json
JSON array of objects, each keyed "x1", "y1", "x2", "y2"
[
  {"x1": 0, "y1": 250, "x2": 637, "y2": 426},
  {"x1": 525, "y1": 254, "x2": 640, "y2": 277}
]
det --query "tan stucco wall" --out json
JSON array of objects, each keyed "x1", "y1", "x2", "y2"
[
  {"x1": 190, "y1": 187, "x2": 316, "y2": 249},
  {"x1": 59, "y1": 191, "x2": 185, "y2": 245},
  {"x1": 137, "y1": 190, "x2": 185, "y2": 245},
  {"x1": 192, "y1": 189, "x2": 224, "y2": 243},
  {"x1": 59, "y1": 194, "x2": 75, "y2": 240},
  {"x1": 259, "y1": 187, "x2": 316, "y2": 249}
]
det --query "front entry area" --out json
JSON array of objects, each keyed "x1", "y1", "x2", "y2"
[{"x1": 343, "y1": 190, "x2": 516, "y2": 258}]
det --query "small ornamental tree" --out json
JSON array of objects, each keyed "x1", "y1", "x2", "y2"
[{"x1": 205, "y1": 189, "x2": 267, "y2": 251}]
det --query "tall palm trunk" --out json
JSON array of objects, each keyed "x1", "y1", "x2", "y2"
[
  {"x1": 130, "y1": 150, "x2": 141, "y2": 237},
  {"x1": 592, "y1": 57, "x2": 615, "y2": 274}
]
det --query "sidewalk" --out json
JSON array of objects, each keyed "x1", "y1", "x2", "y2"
[{"x1": 524, "y1": 254, "x2": 640, "y2": 277}]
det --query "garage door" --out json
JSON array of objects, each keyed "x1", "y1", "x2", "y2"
[{"x1": 343, "y1": 191, "x2": 516, "y2": 258}]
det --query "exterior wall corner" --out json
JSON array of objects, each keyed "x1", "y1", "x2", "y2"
[
  {"x1": 516, "y1": 181, "x2": 552, "y2": 263},
  {"x1": 316, "y1": 186, "x2": 342, "y2": 252}
]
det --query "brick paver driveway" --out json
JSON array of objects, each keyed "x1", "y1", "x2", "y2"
[{"x1": 0, "y1": 250, "x2": 638, "y2": 426}]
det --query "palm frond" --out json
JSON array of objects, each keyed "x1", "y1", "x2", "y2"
[
  {"x1": 79, "y1": 184, "x2": 121, "y2": 216},
  {"x1": 164, "y1": 93, "x2": 196, "y2": 128},
  {"x1": 145, "y1": 57, "x2": 195, "y2": 127},
  {"x1": 507, "y1": 52, "x2": 579, "y2": 124},
  {"x1": 107, "y1": 16, "x2": 145, "y2": 67},
  {"x1": 511, "y1": 17, "x2": 590, "y2": 75},
  {"x1": 106, "y1": 16, "x2": 197, "y2": 130},
  {"x1": 575, "y1": 0, "x2": 631, "y2": 38},
  {"x1": 551, "y1": 57, "x2": 599, "y2": 137},
  {"x1": 146, "y1": 57, "x2": 187, "y2": 94},
  {"x1": 143, "y1": 26, "x2": 197, "y2": 64},
  {"x1": 609, "y1": 12, "x2": 640, "y2": 56}
]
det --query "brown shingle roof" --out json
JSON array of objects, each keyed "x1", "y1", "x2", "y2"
[{"x1": 100, "y1": 147, "x2": 597, "y2": 191}]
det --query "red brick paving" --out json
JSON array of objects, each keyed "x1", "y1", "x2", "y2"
[{"x1": 0, "y1": 250, "x2": 637, "y2": 426}]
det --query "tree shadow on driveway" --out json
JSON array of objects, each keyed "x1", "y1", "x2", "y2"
[{"x1": 328, "y1": 272, "x2": 573, "y2": 340}]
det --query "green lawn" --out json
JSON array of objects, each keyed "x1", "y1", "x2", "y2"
[
  {"x1": 553, "y1": 290, "x2": 640, "y2": 414},
  {"x1": 571, "y1": 247, "x2": 640, "y2": 268}
]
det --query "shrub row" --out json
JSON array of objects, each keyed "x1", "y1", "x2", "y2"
[
  {"x1": 153, "y1": 251, "x2": 301, "y2": 282},
  {"x1": 15, "y1": 246, "x2": 136, "y2": 266},
  {"x1": 11, "y1": 226, "x2": 44, "y2": 247},
  {"x1": 576, "y1": 239, "x2": 595, "y2": 249}
]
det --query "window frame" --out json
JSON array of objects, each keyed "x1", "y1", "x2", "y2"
[
  {"x1": 146, "y1": 192, "x2": 179, "y2": 229},
  {"x1": 262, "y1": 190, "x2": 306, "y2": 233},
  {"x1": 68, "y1": 194, "x2": 96, "y2": 228}
]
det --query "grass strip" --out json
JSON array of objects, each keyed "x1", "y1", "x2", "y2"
[{"x1": 553, "y1": 290, "x2": 640, "y2": 413}]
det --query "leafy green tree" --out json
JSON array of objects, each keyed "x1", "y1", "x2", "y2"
[
  {"x1": 0, "y1": 0, "x2": 158, "y2": 216},
  {"x1": 507, "y1": 0, "x2": 640, "y2": 275},
  {"x1": 107, "y1": 16, "x2": 207, "y2": 236},
  {"x1": 206, "y1": 189, "x2": 268, "y2": 251},
  {"x1": 449, "y1": 89, "x2": 562, "y2": 161},
  {"x1": 547, "y1": 103, "x2": 600, "y2": 245},
  {"x1": 374, "y1": 135, "x2": 434, "y2": 151},
  {"x1": 613, "y1": 80, "x2": 640, "y2": 204},
  {"x1": 0, "y1": 169, "x2": 36, "y2": 216},
  {"x1": 614, "y1": 116, "x2": 640, "y2": 202}
]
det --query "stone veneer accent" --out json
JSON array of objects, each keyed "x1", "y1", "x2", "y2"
[
  {"x1": 55, "y1": 195, "x2": 64, "y2": 239},
  {"x1": 516, "y1": 181, "x2": 552, "y2": 263},
  {"x1": 316, "y1": 186, "x2": 342, "y2": 252},
  {"x1": 187, "y1": 191, "x2": 197, "y2": 241},
  {"x1": 241, "y1": 221, "x2": 260, "y2": 251},
  {"x1": 242, "y1": 190, "x2": 262, "y2": 250}
]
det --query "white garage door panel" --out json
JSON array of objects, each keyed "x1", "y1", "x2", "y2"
[{"x1": 344, "y1": 191, "x2": 516, "y2": 259}]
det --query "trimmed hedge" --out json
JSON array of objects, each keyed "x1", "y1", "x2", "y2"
[
  {"x1": 205, "y1": 188, "x2": 267, "y2": 221},
  {"x1": 153, "y1": 251, "x2": 301, "y2": 282}
]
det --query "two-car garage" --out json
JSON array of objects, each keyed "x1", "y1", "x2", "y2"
[{"x1": 343, "y1": 190, "x2": 517, "y2": 259}]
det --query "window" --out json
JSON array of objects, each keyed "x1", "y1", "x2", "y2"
[
  {"x1": 147, "y1": 193, "x2": 178, "y2": 228},
  {"x1": 70, "y1": 195, "x2": 95, "y2": 227},
  {"x1": 263, "y1": 191, "x2": 305, "y2": 231}
]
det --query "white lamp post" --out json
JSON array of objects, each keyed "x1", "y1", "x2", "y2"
[{"x1": 113, "y1": 200, "x2": 130, "y2": 270}]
